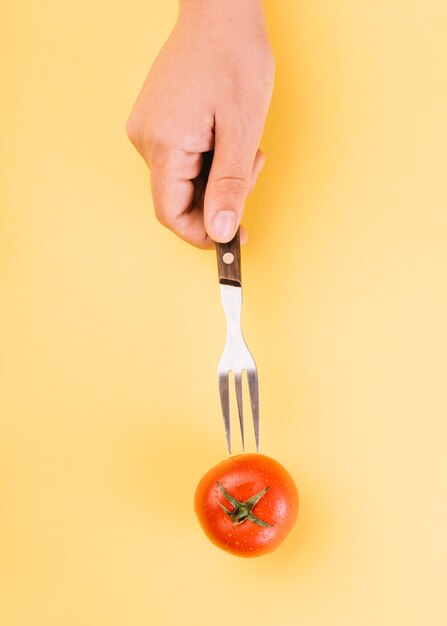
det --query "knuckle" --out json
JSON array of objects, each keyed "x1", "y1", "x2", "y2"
[
  {"x1": 146, "y1": 133, "x2": 178, "y2": 168},
  {"x1": 154, "y1": 205, "x2": 176, "y2": 229},
  {"x1": 127, "y1": 121, "x2": 169, "y2": 157},
  {"x1": 154, "y1": 209, "x2": 169, "y2": 228},
  {"x1": 125, "y1": 115, "x2": 141, "y2": 146},
  {"x1": 213, "y1": 176, "x2": 249, "y2": 204},
  {"x1": 125, "y1": 114, "x2": 160, "y2": 158}
]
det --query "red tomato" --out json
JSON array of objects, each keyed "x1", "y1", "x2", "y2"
[{"x1": 194, "y1": 454, "x2": 299, "y2": 557}]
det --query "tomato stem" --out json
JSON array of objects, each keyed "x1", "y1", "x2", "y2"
[{"x1": 216, "y1": 482, "x2": 273, "y2": 528}]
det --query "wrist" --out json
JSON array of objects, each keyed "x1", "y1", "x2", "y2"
[{"x1": 178, "y1": 0, "x2": 269, "y2": 45}]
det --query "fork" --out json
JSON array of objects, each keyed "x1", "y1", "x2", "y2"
[{"x1": 216, "y1": 228, "x2": 260, "y2": 454}]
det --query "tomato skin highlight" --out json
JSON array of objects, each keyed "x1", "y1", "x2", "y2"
[{"x1": 194, "y1": 454, "x2": 299, "y2": 557}]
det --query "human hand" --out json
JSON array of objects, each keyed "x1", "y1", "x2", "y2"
[{"x1": 126, "y1": 0, "x2": 274, "y2": 248}]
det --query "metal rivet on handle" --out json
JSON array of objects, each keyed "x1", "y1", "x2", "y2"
[{"x1": 222, "y1": 252, "x2": 235, "y2": 265}]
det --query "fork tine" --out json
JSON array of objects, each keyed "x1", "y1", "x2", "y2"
[
  {"x1": 218, "y1": 372, "x2": 231, "y2": 453},
  {"x1": 234, "y1": 371, "x2": 245, "y2": 451},
  {"x1": 247, "y1": 369, "x2": 260, "y2": 451}
]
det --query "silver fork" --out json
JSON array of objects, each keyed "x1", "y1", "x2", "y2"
[{"x1": 216, "y1": 229, "x2": 260, "y2": 453}]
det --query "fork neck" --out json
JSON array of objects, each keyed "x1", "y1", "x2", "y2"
[{"x1": 220, "y1": 284, "x2": 244, "y2": 341}]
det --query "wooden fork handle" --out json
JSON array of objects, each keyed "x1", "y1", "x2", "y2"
[
  {"x1": 216, "y1": 229, "x2": 241, "y2": 287},
  {"x1": 200, "y1": 151, "x2": 241, "y2": 286}
]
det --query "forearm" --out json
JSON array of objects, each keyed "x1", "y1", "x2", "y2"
[
  {"x1": 178, "y1": 0, "x2": 268, "y2": 32},
  {"x1": 179, "y1": 0, "x2": 263, "y2": 10}
]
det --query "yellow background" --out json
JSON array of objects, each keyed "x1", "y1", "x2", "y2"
[{"x1": 1, "y1": 1, "x2": 446, "y2": 624}]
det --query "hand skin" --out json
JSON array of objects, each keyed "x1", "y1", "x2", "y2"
[{"x1": 126, "y1": 0, "x2": 274, "y2": 249}]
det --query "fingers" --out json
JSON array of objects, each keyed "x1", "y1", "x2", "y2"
[
  {"x1": 240, "y1": 225, "x2": 249, "y2": 245},
  {"x1": 203, "y1": 116, "x2": 263, "y2": 243},
  {"x1": 148, "y1": 144, "x2": 265, "y2": 249},
  {"x1": 235, "y1": 149, "x2": 265, "y2": 246},
  {"x1": 149, "y1": 148, "x2": 210, "y2": 248}
]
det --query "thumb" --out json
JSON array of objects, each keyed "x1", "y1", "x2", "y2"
[{"x1": 204, "y1": 128, "x2": 257, "y2": 243}]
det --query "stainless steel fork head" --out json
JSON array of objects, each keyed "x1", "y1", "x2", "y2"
[{"x1": 218, "y1": 284, "x2": 260, "y2": 454}]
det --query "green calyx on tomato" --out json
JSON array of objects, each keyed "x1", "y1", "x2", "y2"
[{"x1": 216, "y1": 481, "x2": 273, "y2": 528}]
